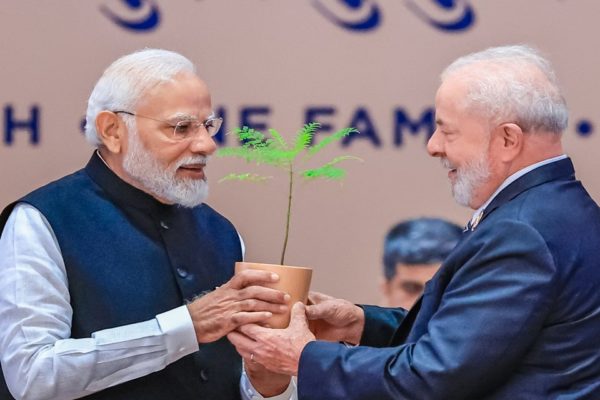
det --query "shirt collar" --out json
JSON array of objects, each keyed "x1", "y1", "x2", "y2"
[{"x1": 470, "y1": 154, "x2": 568, "y2": 224}]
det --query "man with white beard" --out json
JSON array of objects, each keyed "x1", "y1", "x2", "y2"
[
  {"x1": 227, "y1": 45, "x2": 600, "y2": 399},
  {"x1": 0, "y1": 49, "x2": 295, "y2": 400}
]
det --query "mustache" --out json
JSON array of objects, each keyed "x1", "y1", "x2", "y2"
[
  {"x1": 440, "y1": 158, "x2": 455, "y2": 170},
  {"x1": 176, "y1": 155, "x2": 209, "y2": 169}
]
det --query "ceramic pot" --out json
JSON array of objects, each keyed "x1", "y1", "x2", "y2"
[{"x1": 235, "y1": 261, "x2": 313, "y2": 328}]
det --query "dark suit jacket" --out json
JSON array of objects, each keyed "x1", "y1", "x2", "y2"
[{"x1": 298, "y1": 158, "x2": 600, "y2": 399}]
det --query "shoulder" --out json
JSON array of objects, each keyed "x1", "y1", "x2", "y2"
[
  {"x1": 21, "y1": 169, "x2": 89, "y2": 204},
  {"x1": 446, "y1": 218, "x2": 558, "y2": 289}
]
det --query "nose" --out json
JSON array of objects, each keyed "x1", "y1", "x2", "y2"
[
  {"x1": 189, "y1": 133, "x2": 217, "y2": 155},
  {"x1": 427, "y1": 128, "x2": 443, "y2": 157}
]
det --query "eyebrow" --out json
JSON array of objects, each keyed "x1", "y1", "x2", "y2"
[{"x1": 169, "y1": 112, "x2": 216, "y2": 122}]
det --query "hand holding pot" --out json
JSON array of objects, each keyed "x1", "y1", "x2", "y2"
[
  {"x1": 187, "y1": 269, "x2": 289, "y2": 343},
  {"x1": 306, "y1": 291, "x2": 365, "y2": 345},
  {"x1": 227, "y1": 302, "x2": 315, "y2": 376}
]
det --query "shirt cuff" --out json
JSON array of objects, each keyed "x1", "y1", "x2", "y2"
[
  {"x1": 240, "y1": 364, "x2": 297, "y2": 400},
  {"x1": 156, "y1": 305, "x2": 199, "y2": 364}
]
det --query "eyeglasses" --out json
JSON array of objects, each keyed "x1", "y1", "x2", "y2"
[{"x1": 113, "y1": 110, "x2": 222, "y2": 140}]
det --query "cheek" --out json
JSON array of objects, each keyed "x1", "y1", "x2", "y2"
[{"x1": 148, "y1": 144, "x2": 185, "y2": 168}]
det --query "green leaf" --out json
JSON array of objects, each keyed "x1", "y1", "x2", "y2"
[
  {"x1": 292, "y1": 122, "x2": 320, "y2": 154},
  {"x1": 218, "y1": 173, "x2": 271, "y2": 183},
  {"x1": 235, "y1": 127, "x2": 270, "y2": 150},
  {"x1": 307, "y1": 127, "x2": 359, "y2": 157},
  {"x1": 268, "y1": 129, "x2": 288, "y2": 149},
  {"x1": 216, "y1": 146, "x2": 264, "y2": 163},
  {"x1": 300, "y1": 156, "x2": 362, "y2": 181},
  {"x1": 301, "y1": 165, "x2": 346, "y2": 180}
]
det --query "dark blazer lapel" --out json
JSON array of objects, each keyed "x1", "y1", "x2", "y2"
[
  {"x1": 481, "y1": 157, "x2": 575, "y2": 224},
  {"x1": 389, "y1": 296, "x2": 423, "y2": 345}
]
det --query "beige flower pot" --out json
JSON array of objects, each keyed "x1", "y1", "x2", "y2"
[{"x1": 235, "y1": 261, "x2": 313, "y2": 328}]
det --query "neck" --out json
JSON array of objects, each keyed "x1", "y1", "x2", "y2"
[{"x1": 508, "y1": 132, "x2": 564, "y2": 176}]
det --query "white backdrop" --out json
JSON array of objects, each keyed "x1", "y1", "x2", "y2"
[{"x1": 1, "y1": 0, "x2": 599, "y2": 304}]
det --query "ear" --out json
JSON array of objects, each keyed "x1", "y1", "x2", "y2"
[
  {"x1": 495, "y1": 122, "x2": 524, "y2": 162},
  {"x1": 95, "y1": 111, "x2": 126, "y2": 154}
]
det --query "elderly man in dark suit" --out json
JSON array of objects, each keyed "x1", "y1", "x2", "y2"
[{"x1": 227, "y1": 44, "x2": 600, "y2": 399}]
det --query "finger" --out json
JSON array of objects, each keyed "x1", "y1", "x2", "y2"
[
  {"x1": 227, "y1": 330, "x2": 257, "y2": 348},
  {"x1": 228, "y1": 270, "x2": 279, "y2": 290},
  {"x1": 230, "y1": 311, "x2": 273, "y2": 327},
  {"x1": 288, "y1": 302, "x2": 309, "y2": 330},
  {"x1": 308, "y1": 291, "x2": 332, "y2": 304},
  {"x1": 226, "y1": 331, "x2": 255, "y2": 359},
  {"x1": 306, "y1": 301, "x2": 333, "y2": 320},
  {"x1": 241, "y1": 286, "x2": 290, "y2": 304},
  {"x1": 238, "y1": 322, "x2": 268, "y2": 338},
  {"x1": 238, "y1": 298, "x2": 289, "y2": 314}
]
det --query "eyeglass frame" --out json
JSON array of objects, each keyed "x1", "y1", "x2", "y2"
[{"x1": 112, "y1": 110, "x2": 223, "y2": 140}]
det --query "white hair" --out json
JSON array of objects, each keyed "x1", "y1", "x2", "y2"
[
  {"x1": 441, "y1": 44, "x2": 568, "y2": 134},
  {"x1": 84, "y1": 48, "x2": 196, "y2": 147}
]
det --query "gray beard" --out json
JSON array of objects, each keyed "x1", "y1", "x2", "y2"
[
  {"x1": 123, "y1": 129, "x2": 209, "y2": 208},
  {"x1": 442, "y1": 154, "x2": 491, "y2": 207}
]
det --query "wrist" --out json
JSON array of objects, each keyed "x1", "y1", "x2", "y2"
[
  {"x1": 347, "y1": 306, "x2": 365, "y2": 344},
  {"x1": 244, "y1": 361, "x2": 291, "y2": 397}
]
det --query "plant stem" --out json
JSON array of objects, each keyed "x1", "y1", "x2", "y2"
[{"x1": 280, "y1": 164, "x2": 294, "y2": 265}]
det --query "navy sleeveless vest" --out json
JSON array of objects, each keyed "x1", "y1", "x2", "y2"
[{"x1": 0, "y1": 153, "x2": 243, "y2": 399}]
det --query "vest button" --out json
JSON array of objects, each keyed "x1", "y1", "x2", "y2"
[
  {"x1": 176, "y1": 267, "x2": 189, "y2": 278},
  {"x1": 199, "y1": 368, "x2": 209, "y2": 382},
  {"x1": 160, "y1": 221, "x2": 169, "y2": 229}
]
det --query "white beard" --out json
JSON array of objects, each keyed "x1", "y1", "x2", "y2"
[
  {"x1": 123, "y1": 128, "x2": 209, "y2": 208},
  {"x1": 442, "y1": 153, "x2": 490, "y2": 207}
]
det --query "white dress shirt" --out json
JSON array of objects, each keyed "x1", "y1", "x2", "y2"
[{"x1": 0, "y1": 203, "x2": 295, "y2": 400}]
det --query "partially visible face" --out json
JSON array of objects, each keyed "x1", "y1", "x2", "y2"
[
  {"x1": 427, "y1": 75, "x2": 498, "y2": 209},
  {"x1": 121, "y1": 72, "x2": 217, "y2": 207},
  {"x1": 382, "y1": 263, "x2": 440, "y2": 309}
]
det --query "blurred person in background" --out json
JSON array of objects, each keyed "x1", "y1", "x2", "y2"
[{"x1": 381, "y1": 217, "x2": 462, "y2": 309}]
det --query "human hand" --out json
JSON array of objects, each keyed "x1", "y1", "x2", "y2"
[
  {"x1": 187, "y1": 269, "x2": 289, "y2": 343},
  {"x1": 306, "y1": 291, "x2": 365, "y2": 344},
  {"x1": 227, "y1": 302, "x2": 315, "y2": 376},
  {"x1": 243, "y1": 357, "x2": 292, "y2": 397}
]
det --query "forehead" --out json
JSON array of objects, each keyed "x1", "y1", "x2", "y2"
[
  {"x1": 136, "y1": 72, "x2": 212, "y2": 117},
  {"x1": 435, "y1": 75, "x2": 469, "y2": 118},
  {"x1": 434, "y1": 74, "x2": 490, "y2": 132}
]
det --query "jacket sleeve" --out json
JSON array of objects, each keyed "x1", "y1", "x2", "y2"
[
  {"x1": 359, "y1": 305, "x2": 407, "y2": 348},
  {"x1": 297, "y1": 220, "x2": 558, "y2": 400}
]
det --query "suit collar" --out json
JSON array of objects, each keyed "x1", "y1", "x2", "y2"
[{"x1": 480, "y1": 157, "x2": 575, "y2": 223}]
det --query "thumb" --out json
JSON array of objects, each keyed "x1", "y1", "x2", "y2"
[{"x1": 288, "y1": 302, "x2": 309, "y2": 330}]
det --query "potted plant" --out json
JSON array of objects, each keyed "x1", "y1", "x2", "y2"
[{"x1": 217, "y1": 122, "x2": 359, "y2": 327}]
